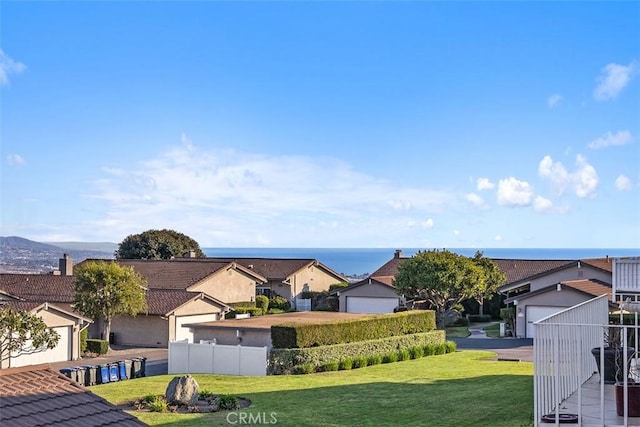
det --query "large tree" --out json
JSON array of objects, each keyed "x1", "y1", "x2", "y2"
[
  {"x1": 0, "y1": 306, "x2": 60, "y2": 363},
  {"x1": 115, "y1": 229, "x2": 205, "y2": 259},
  {"x1": 73, "y1": 260, "x2": 148, "y2": 343},
  {"x1": 471, "y1": 251, "x2": 506, "y2": 316},
  {"x1": 394, "y1": 249, "x2": 484, "y2": 329}
]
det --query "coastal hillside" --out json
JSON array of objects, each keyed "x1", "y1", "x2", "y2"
[{"x1": 0, "y1": 236, "x2": 115, "y2": 274}]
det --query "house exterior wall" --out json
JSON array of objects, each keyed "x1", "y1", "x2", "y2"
[
  {"x1": 514, "y1": 288, "x2": 597, "y2": 338},
  {"x1": 338, "y1": 283, "x2": 399, "y2": 312},
  {"x1": 110, "y1": 315, "x2": 168, "y2": 347},
  {"x1": 168, "y1": 298, "x2": 223, "y2": 342},
  {"x1": 193, "y1": 327, "x2": 271, "y2": 348},
  {"x1": 527, "y1": 265, "x2": 611, "y2": 293},
  {"x1": 189, "y1": 269, "x2": 257, "y2": 303}
]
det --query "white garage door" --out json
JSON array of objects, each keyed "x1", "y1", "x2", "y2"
[
  {"x1": 346, "y1": 296, "x2": 399, "y2": 314},
  {"x1": 11, "y1": 326, "x2": 71, "y2": 367},
  {"x1": 175, "y1": 313, "x2": 219, "y2": 343},
  {"x1": 526, "y1": 306, "x2": 567, "y2": 338}
]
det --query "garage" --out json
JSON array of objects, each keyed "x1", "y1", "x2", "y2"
[
  {"x1": 11, "y1": 326, "x2": 72, "y2": 367},
  {"x1": 175, "y1": 313, "x2": 219, "y2": 343},
  {"x1": 346, "y1": 296, "x2": 400, "y2": 314},
  {"x1": 525, "y1": 306, "x2": 566, "y2": 338}
]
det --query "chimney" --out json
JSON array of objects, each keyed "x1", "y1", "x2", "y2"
[
  {"x1": 183, "y1": 250, "x2": 196, "y2": 258},
  {"x1": 394, "y1": 249, "x2": 403, "y2": 259},
  {"x1": 59, "y1": 254, "x2": 73, "y2": 276}
]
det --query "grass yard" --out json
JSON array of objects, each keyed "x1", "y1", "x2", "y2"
[
  {"x1": 445, "y1": 326, "x2": 470, "y2": 338},
  {"x1": 91, "y1": 350, "x2": 533, "y2": 427},
  {"x1": 483, "y1": 323, "x2": 502, "y2": 338}
]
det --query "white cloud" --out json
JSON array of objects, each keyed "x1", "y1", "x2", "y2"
[
  {"x1": 476, "y1": 177, "x2": 494, "y2": 191},
  {"x1": 453, "y1": 230, "x2": 460, "y2": 236},
  {"x1": 496, "y1": 177, "x2": 534, "y2": 207},
  {"x1": 493, "y1": 235, "x2": 502, "y2": 242},
  {"x1": 0, "y1": 50, "x2": 26, "y2": 87},
  {"x1": 534, "y1": 196, "x2": 570, "y2": 214},
  {"x1": 588, "y1": 130, "x2": 633, "y2": 149},
  {"x1": 615, "y1": 175, "x2": 632, "y2": 191},
  {"x1": 538, "y1": 154, "x2": 598, "y2": 198},
  {"x1": 87, "y1": 140, "x2": 457, "y2": 246},
  {"x1": 593, "y1": 61, "x2": 636, "y2": 101},
  {"x1": 547, "y1": 94, "x2": 563, "y2": 108},
  {"x1": 6, "y1": 154, "x2": 25, "y2": 165},
  {"x1": 465, "y1": 193, "x2": 488, "y2": 209}
]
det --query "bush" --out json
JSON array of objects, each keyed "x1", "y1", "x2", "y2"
[
  {"x1": 199, "y1": 390, "x2": 216, "y2": 400},
  {"x1": 218, "y1": 395, "x2": 239, "y2": 410},
  {"x1": 255, "y1": 295, "x2": 269, "y2": 315},
  {"x1": 397, "y1": 348, "x2": 411, "y2": 361},
  {"x1": 409, "y1": 345, "x2": 424, "y2": 359},
  {"x1": 383, "y1": 352, "x2": 398, "y2": 363},
  {"x1": 338, "y1": 358, "x2": 353, "y2": 370},
  {"x1": 271, "y1": 310, "x2": 436, "y2": 349},
  {"x1": 452, "y1": 317, "x2": 470, "y2": 327},
  {"x1": 226, "y1": 306, "x2": 263, "y2": 318},
  {"x1": 86, "y1": 339, "x2": 109, "y2": 355},
  {"x1": 269, "y1": 295, "x2": 291, "y2": 311},
  {"x1": 328, "y1": 282, "x2": 349, "y2": 292},
  {"x1": 318, "y1": 361, "x2": 340, "y2": 372},
  {"x1": 267, "y1": 308, "x2": 285, "y2": 315},
  {"x1": 268, "y1": 330, "x2": 445, "y2": 375},
  {"x1": 352, "y1": 356, "x2": 368, "y2": 369},
  {"x1": 367, "y1": 354, "x2": 383, "y2": 366},
  {"x1": 467, "y1": 314, "x2": 492, "y2": 323},
  {"x1": 292, "y1": 364, "x2": 315, "y2": 375},
  {"x1": 80, "y1": 328, "x2": 88, "y2": 353},
  {"x1": 146, "y1": 396, "x2": 168, "y2": 412}
]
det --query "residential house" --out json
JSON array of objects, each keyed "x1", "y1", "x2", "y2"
[
  {"x1": 0, "y1": 364, "x2": 146, "y2": 426},
  {"x1": 0, "y1": 273, "x2": 91, "y2": 368}
]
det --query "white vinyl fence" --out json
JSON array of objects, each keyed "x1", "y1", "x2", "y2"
[{"x1": 169, "y1": 341, "x2": 268, "y2": 376}]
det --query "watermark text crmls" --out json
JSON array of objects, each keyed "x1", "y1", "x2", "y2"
[{"x1": 226, "y1": 412, "x2": 278, "y2": 425}]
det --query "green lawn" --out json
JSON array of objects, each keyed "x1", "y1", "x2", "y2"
[
  {"x1": 483, "y1": 323, "x2": 502, "y2": 338},
  {"x1": 91, "y1": 350, "x2": 533, "y2": 427},
  {"x1": 445, "y1": 326, "x2": 470, "y2": 338}
]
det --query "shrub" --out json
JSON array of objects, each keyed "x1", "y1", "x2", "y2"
[
  {"x1": 318, "y1": 361, "x2": 339, "y2": 372},
  {"x1": 218, "y1": 395, "x2": 239, "y2": 410},
  {"x1": 269, "y1": 295, "x2": 291, "y2": 311},
  {"x1": 142, "y1": 393, "x2": 158, "y2": 403},
  {"x1": 352, "y1": 356, "x2": 368, "y2": 369},
  {"x1": 271, "y1": 310, "x2": 436, "y2": 348},
  {"x1": 467, "y1": 314, "x2": 492, "y2": 323},
  {"x1": 452, "y1": 317, "x2": 470, "y2": 327},
  {"x1": 338, "y1": 358, "x2": 353, "y2": 370},
  {"x1": 146, "y1": 396, "x2": 168, "y2": 412},
  {"x1": 255, "y1": 295, "x2": 269, "y2": 314},
  {"x1": 86, "y1": 339, "x2": 109, "y2": 355},
  {"x1": 80, "y1": 328, "x2": 88, "y2": 353},
  {"x1": 329, "y1": 282, "x2": 349, "y2": 292},
  {"x1": 199, "y1": 390, "x2": 216, "y2": 400},
  {"x1": 383, "y1": 352, "x2": 398, "y2": 363},
  {"x1": 423, "y1": 343, "x2": 435, "y2": 356},
  {"x1": 226, "y1": 306, "x2": 263, "y2": 318},
  {"x1": 409, "y1": 345, "x2": 424, "y2": 359},
  {"x1": 267, "y1": 308, "x2": 285, "y2": 315},
  {"x1": 397, "y1": 348, "x2": 411, "y2": 361},
  {"x1": 292, "y1": 364, "x2": 315, "y2": 375},
  {"x1": 367, "y1": 354, "x2": 383, "y2": 366},
  {"x1": 444, "y1": 341, "x2": 457, "y2": 353}
]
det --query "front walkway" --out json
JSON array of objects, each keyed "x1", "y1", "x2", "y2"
[{"x1": 555, "y1": 374, "x2": 640, "y2": 426}]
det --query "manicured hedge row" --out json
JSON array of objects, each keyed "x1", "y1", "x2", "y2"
[
  {"x1": 271, "y1": 310, "x2": 436, "y2": 349},
  {"x1": 86, "y1": 339, "x2": 109, "y2": 355},
  {"x1": 225, "y1": 306, "x2": 264, "y2": 319},
  {"x1": 268, "y1": 329, "x2": 445, "y2": 375}
]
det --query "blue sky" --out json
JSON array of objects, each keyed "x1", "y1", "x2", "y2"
[{"x1": 1, "y1": 1, "x2": 639, "y2": 248}]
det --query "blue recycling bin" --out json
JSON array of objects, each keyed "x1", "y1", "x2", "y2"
[
  {"x1": 99, "y1": 364, "x2": 110, "y2": 384},
  {"x1": 109, "y1": 363, "x2": 119, "y2": 382},
  {"x1": 118, "y1": 360, "x2": 128, "y2": 380}
]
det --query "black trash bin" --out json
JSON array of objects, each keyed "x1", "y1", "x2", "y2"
[
  {"x1": 74, "y1": 366, "x2": 87, "y2": 386},
  {"x1": 139, "y1": 356, "x2": 147, "y2": 377},
  {"x1": 82, "y1": 365, "x2": 98, "y2": 386},
  {"x1": 99, "y1": 364, "x2": 110, "y2": 384},
  {"x1": 131, "y1": 357, "x2": 146, "y2": 378},
  {"x1": 60, "y1": 367, "x2": 77, "y2": 383},
  {"x1": 109, "y1": 332, "x2": 116, "y2": 345}
]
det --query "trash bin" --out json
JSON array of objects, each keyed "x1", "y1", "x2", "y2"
[
  {"x1": 118, "y1": 360, "x2": 128, "y2": 380},
  {"x1": 99, "y1": 364, "x2": 110, "y2": 384},
  {"x1": 60, "y1": 368, "x2": 77, "y2": 383},
  {"x1": 74, "y1": 366, "x2": 87, "y2": 386},
  {"x1": 109, "y1": 363, "x2": 119, "y2": 382},
  {"x1": 131, "y1": 357, "x2": 147, "y2": 378},
  {"x1": 82, "y1": 365, "x2": 98, "y2": 386},
  {"x1": 139, "y1": 356, "x2": 147, "y2": 377},
  {"x1": 124, "y1": 359, "x2": 133, "y2": 379},
  {"x1": 109, "y1": 332, "x2": 116, "y2": 345}
]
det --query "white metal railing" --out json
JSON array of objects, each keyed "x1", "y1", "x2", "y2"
[
  {"x1": 533, "y1": 295, "x2": 609, "y2": 426},
  {"x1": 613, "y1": 257, "x2": 640, "y2": 295}
]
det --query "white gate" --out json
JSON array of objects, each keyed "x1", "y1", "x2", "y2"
[{"x1": 168, "y1": 341, "x2": 268, "y2": 376}]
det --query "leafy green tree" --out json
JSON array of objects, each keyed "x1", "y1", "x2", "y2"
[
  {"x1": 115, "y1": 229, "x2": 205, "y2": 259},
  {"x1": 0, "y1": 306, "x2": 60, "y2": 363},
  {"x1": 394, "y1": 249, "x2": 484, "y2": 329},
  {"x1": 471, "y1": 251, "x2": 506, "y2": 316},
  {"x1": 73, "y1": 260, "x2": 148, "y2": 343}
]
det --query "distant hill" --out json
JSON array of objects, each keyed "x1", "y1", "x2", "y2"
[{"x1": 0, "y1": 236, "x2": 115, "y2": 274}]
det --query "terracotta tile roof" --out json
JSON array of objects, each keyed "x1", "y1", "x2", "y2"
[
  {"x1": 370, "y1": 257, "x2": 406, "y2": 278},
  {"x1": 492, "y1": 259, "x2": 576, "y2": 286},
  {"x1": 0, "y1": 300, "x2": 41, "y2": 312},
  {"x1": 146, "y1": 289, "x2": 229, "y2": 315},
  {"x1": 205, "y1": 258, "x2": 330, "y2": 281},
  {"x1": 561, "y1": 278, "x2": 613, "y2": 301},
  {"x1": 0, "y1": 274, "x2": 75, "y2": 303},
  {"x1": 581, "y1": 257, "x2": 614, "y2": 273},
  {"x1": 0, "y1": 364, "x2": 146, "y2": 426},
  {"x1": 329, "y1": 277, "x2": 395, "y2": 295}
]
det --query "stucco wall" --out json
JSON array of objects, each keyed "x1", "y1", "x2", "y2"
[
  {"x1": 190, "y1": 269, "x2": 257, "y2": 303},
  {"x1": 514, "y1": 287, "x2": 596, "y2": 338},
  {"x1": 37, "y1": 308, "x2": 83, "y2": 361},
  {"x1": 111, "y1": 315, "x2": 169, "y2": 347},
  {"x1": 338, "y1": 283, "x2": 399, "y2": 312},
  {"x1": 528, "y1": 265, "x2": 612, "y2": 292},
  {"x1": 193, "y1": 327, "x2": 271, "y2": 348}
]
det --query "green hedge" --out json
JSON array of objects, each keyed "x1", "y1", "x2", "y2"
[
  {"x1": 268, "y1": 329, "x2": 445, "y2": 374},
  {"x1": 255, "y1": 295, "x2": 269, "y2": 314},
  {"x1": 86, "y1": 339, "x2": 109, "y2": 355},
  {"x1": 271, "y1": 310, "x2": 436, "y2": 349},
  {"x1": 226, "y1": 306, "x2": 263, "y2": 319},
  {"x1": 80, "y1": 328, "x2": 88, "y2": 352},
  {"x1": 467, "y1": 314, "x2": 492, "y2": 323}
]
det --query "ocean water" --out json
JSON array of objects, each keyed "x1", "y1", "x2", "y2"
[{"x1": 203, "y1": 247, "x2": 639, "y2": 277}]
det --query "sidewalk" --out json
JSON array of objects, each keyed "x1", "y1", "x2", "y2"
[{"x1": 452, "y1": 322, "x2": 534, "y2": 362}]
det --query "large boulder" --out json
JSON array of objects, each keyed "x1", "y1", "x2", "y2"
[{"x1": 165, "y1": 375, "x2": 199, "y2": 406}]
